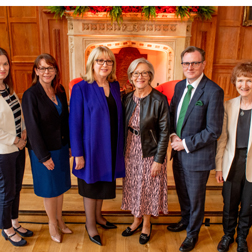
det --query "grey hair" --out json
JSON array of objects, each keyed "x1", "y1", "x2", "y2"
[{"x1": 127, "y1": 58, "x2": 155, "y2": 84}]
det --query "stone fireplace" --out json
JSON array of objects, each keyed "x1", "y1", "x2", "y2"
[{"x1": 67, "y1": 12, "x2": 192, "y2": 87}]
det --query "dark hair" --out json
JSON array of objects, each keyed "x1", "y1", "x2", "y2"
[
  {"x1": 32, "y1": 53, "x2": 62, "y2": 93},
  {"x1": 231, "y1": 62, "x2": 252, "y2": 85},
  {"x1": 0, "y1": 47, "x2": 14, "y2": 94},
  {"x1": 181, "y1": 46, "x2": 205, "y2": 62}
]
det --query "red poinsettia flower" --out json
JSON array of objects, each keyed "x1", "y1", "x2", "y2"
[{"x1": 64, "y1": 6, "x2": 71, "y2": 11}]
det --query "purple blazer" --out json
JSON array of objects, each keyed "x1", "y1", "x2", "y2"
[{"x1": 69, "y1": 80, "x2": 125, "y2": 183}]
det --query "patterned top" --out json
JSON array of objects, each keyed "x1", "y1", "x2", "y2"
[{"x1": 0, "y1": 84, "x2": 22, "y2": 138}]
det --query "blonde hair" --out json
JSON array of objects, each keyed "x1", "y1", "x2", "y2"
[
  {"x1": 127, "y1": 58, "x2": 154, "y2": 84},
  {"x1": 83, "y1": 46, "x2": 117, "y2": 83}
]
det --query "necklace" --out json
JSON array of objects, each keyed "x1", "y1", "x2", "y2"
[
  {"x1": 240, "y1": 109, "x2": 244, "y2": 116},
  {"x1": 51, "y1": 96, "x2": 56, "y2": 101}
]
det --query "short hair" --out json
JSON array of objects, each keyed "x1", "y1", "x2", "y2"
[
  {"x1": 127, "y1": 58, "x2": 155, "y2": 84},
  {"x1": 83, "y1": 46, "x2": 117, "y2": 83},
  {"x1": 0, "y1": 47, "x2": 14, "y2": 95},
  {"x1": 181, "y1": 46, "x2": 205, "y2": 62},
  {"x1": 32, "y1": 53, "x2": 62, "y2": 93},
  {"x1": 231, "y1": 62, "x2": 252, "y2": 85}
]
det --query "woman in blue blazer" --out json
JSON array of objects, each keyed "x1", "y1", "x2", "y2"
[
  {"x1": 69, "y1": 46, "x2": 125, "y2": 246},
  {"x1": 0, "y1": 48, "x2": 32, "y2": 247},
  {"x1": 22, "y1": 54, "x2": 72, "y2": 243}
]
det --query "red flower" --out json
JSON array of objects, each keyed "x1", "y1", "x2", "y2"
[{"x1": 64, "y1": 6, "x2": 71, "y2": 11}]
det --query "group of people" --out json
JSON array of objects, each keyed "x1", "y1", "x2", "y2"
[{"x1": 0, "y1": 45, "x2": 251, "y2": 252}]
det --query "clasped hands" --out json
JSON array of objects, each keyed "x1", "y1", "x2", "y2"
[
  {"x1": 14, "y1": 129, "x2": 27, "y2": 150},
  {"x1": 170, "y1": 135, "x2": 185, "y2": 151}
]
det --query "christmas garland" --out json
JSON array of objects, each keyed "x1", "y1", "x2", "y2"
[{"x1": 47, "y1": 6, "x2": 215, "y2": 23}]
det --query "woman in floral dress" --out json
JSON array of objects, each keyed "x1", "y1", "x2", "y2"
[{"x1": 121, "y1": 58, "x2": 170, "y2": 244}]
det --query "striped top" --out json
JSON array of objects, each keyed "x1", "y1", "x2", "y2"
[{"x1": 0, "y1": 84, "x2": 22, "y2": 138}]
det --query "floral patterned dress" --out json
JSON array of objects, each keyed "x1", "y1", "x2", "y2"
[{"x1": 121, "y1": 95, "x2": 168, "y2": 217}]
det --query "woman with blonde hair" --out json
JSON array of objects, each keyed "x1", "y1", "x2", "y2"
[
  {"x1": 0, "y1": 47, "x2": 32, "y2": 246},
  {"x1": 22, "y1": 53, "x2": 72, "y2": 243},
  {"x1": 69, "y1": 46, "x2": 125, "y2": 246}
]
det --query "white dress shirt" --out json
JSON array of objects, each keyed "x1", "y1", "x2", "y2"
[{"x1": 172, "y1": 73, "x2": 204, "y2": 153}]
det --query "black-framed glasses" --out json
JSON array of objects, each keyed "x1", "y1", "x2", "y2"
[
  {"x1": 181, "y1": 61, "x2": 203, "y2": 68},
  {"x1": 132, "y1": 71, "x2": 150, "y2": 77},
  {"x1": 37, "y1": 66, "x2": 55, "y2": 73},
  {"x1": 95, "y1": 59, "x2": 114, "y2": 66}
]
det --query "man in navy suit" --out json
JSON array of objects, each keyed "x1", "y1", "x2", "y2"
[{"x1": 167, "y1": 46, "x2": 224, "y2": 251}]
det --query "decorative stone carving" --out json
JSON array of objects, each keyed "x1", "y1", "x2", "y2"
[
  {"x1": 82, "y1": 23, "x2": 89, "y2": 30},
  {"x1": 163, "y1": 25, "x2": 169, "y2": 31},
  {"x1": 69, "y1": 37, "x2": 74, "y2": 53},
  {"x1": 91, "y1": 24, "x2": 97, "y2": 30},
  {"x1": 170, "y1": 24, "x2": 177, "y2": 31},
  {"x1": 68, "y1": 21, "x2": 73, "y2": 30},
  {"x1": 147, "y1": 25, "x2": 153, "y2": 31}
]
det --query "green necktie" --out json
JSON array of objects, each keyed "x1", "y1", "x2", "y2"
[{"x1": 176, "y1": 85, "x2": 193, "y2": 138}]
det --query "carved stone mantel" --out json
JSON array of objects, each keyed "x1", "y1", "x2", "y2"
[{"x1": 67, "y1": 12, "x2": 192, "y2": 84}]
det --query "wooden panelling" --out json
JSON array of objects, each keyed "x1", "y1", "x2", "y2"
[
  {"x1": 10, "y1": 23, "x2": 40, "y2": 61},
  {"x1": 8, "y1": 6, "x2": 37, "y2": 18},
  {"x1": 218, "y1": 6, "x2": 243, "y2": 27},
  {"x1": 239, "y1": 26, "x2": 252, "y2": 60},
  {"x1": 214, "y1": 27, "x2": 241, "y2": 64},
  {"x1": 39, "y1": 8, "x2": 69, "y2": 100},
  {"x1": 0, "y1": 7, "x2": 10, "y2": 55},
  {"x1": 212, "y1": 65, "x2": 239, "y2": 101},
  {"x1": 190, "y1": 16, "x2": 218, "y2": 79},
  {"x1": 12, "y1": 63, "x2": 33, "y2": 99}
]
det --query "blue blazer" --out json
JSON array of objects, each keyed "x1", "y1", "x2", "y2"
[
  {"x1": 69, "y1": 80, "x2": 125, "y2": 183},
  {"x1": 170, "y1": 75, "x2": 224, "y2": 171}
]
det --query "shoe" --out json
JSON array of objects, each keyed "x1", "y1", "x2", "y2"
[
  {"x1": 96, "y1": 221, "x2": 117, "y2": 229},
  {"x1": 217, "y1": 235, "x2": 234, "y2": 252},
  {"x1": 139, "y1": 224, "x2": 152, "y2": 245},
  {"x1": 236, "y1": 237, "x2": 248, "y2": 252},
  {"x1": 1, "y1": 230, "x2": 27, "y2": 247},
  {"x1": 167, "y1": 221, "x2": 188, "y2": 232},
  {"x1": 49, "y1": 223, "x2": 61, "y2": 243},
  {"x1": 122, "y1": 221, "x2": 143, "y2": 237},
  {"x1": 85, "y1": 225, "x2": 102, "y2": 246},
  {"x1": 14, "y1": 225, "x2": 33, "y2": 237},
  {"x1": 58, "y1": 223, "x2": 73, "y2": 234},
  {"x1": 179, "y1": 236, "x2": 198, "y2": 252}
]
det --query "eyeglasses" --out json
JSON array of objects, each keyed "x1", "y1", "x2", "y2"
[
  {"x1": 95, "y1": 59, "x2": 114, "y2": 66},
  {"x1": 132, "y1": 71, "x2": 150, "y2": 77},
  {"x1": 181, "y1": 61, "x2": 203, "y2": 68},
  {"x1": 37, "y1": 66, "x2": 55, "y2": 73}
]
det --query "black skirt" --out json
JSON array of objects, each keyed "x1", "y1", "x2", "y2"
[{"x1": 78, "y1": 91, "x2": 118, "y2": 199}]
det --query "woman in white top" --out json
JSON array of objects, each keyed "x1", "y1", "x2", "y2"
[{"x1": 0, "y1": 48, "x2": 33, "y2": 247}]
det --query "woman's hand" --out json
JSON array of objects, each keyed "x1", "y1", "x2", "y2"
[
  {"x1": 215, "y1": 171, "x2": 224, "y2": 183},
  {"x1": 14, "y1": 137, "x2": 26, "y2": 150},
  {"x1": 43, "y1": 158, "x2": 55, "y2": 170},
  {"x1": 21, "y1": 129, "x2": 27, "y2": 141},
  {"x1": 75, "y1": 156, "x2": 85, "y2": 170},
  {"x1": 151, "y1": 161, "x2": 162, "y2": 177}
]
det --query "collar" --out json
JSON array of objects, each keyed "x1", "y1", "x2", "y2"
[{"x1": 186, "y1": 73, "x2": 204, "y2": 90}]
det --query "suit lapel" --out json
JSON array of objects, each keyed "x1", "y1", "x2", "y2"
[
  {"x1": 175, "y1": 81, "x2": 186, "y2": 128},
  {"x1": 181, "y1": 76, "x2": 206, "y2": 128}
]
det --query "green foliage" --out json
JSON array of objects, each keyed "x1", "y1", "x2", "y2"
[
  {"x1": 195, "y1": 6, "x2": 216, "y2": 20},
  {"x1": 175, "y1": 6, "x2": 190, "y2": 19},
  {"x1": 47, "y1": 6, "x2": 66, "y2": 18},
  {"x1": 46, "y1": 6, "x2": 215, "y2": 23},
  {"x1": 142, "y1": 6, "x2": 156, "y2": 20},
  {"x1": 109, "y1": 7, "x2": 123, "y2": 24},
  {"x1": 73, "y1": 6, "x2": 89, "y2": 17}
]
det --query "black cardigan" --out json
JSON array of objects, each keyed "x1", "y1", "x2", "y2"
[{"x1": 22, "y1": 81, "x2": 70, "y2": 163}]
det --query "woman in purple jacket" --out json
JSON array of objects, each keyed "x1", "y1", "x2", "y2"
[{"x1": 69, "y1": 46, "x2": 125, "y2": 246}]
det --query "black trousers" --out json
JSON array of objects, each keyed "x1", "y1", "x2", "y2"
[
  {"x1": 0, "y1": 149, "x2": 25, "y2": 229},
  {"x1": 222, "y1": 148, "x2": 252, "y2": 239}
]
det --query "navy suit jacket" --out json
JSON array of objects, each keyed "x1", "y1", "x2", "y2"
[
  {"x1": 170, "y1": 75, "x2": 224, "y2": 171},
  {"x1": 69, "y1": 80, "x2": 125, "y2": 183},
  {"x1": 22, "y1": 81, "x2": 70, "y2": 163}
]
